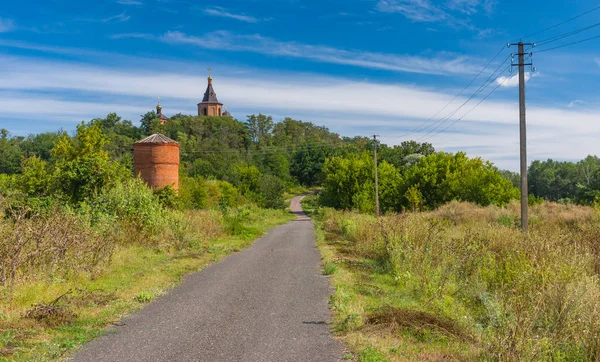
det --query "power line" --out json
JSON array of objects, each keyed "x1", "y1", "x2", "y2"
[
  {"x1": 419, "y1": 66, "x2": 512, "y2": 142},
  {"x1": 414, "y1": 56, "x2": 511, "y2": 142},
  {"x1": 519, "y1": 4, "x2": 600, "y2": 40},
  {"x1": 396, "y1": 45, "x2": 509, "y2": 140},
  {"x1": 535, "y1": 33, "x2": 600, "y2": 53},
  {"x1": 534, "y1": 21, "x2": 600, "y2": 46}
]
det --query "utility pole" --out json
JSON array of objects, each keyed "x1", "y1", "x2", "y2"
[
  {"x1": 373, "y1": 135, "x2": 380, "y2": 217},
  {"x1": 509, "y1": 41, "x2": 534, "y2": 232}
]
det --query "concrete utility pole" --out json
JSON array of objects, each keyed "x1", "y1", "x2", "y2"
[
  {"x1": 509, "y1": 41, "x2": 534, "y2": 232},
  {"x1": 373, "y1": 135, "x2": 380, "y2": 217}
]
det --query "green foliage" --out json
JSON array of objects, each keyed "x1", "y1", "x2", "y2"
[
  {"x1": 379, "y1": 140, "x2": 435, "y2": 169},
  {"x1": 154, "y1": 185, "x2": 181, "y2": 210},
  {"x1": 89, "y1": 178, "x2": 167, "y2": 230},
  {"x1": 403, "y1": 152, "x2": 519, "y2": 209},
  {"x1": 233, "y1": 164, "x2": 262, "y2": 196},
  {"x1": 17, "y1": 156, "x2": 52, "y2": 197},
  {"x1": 0, "y1": 129, "x2": 23, "y2": 174},
  {"x1": 51, "y1": 123, "x2": 129, "y2": 204},
  {"x1": 529, "y1": 156, "x2": 600, "y2": 204},
  {"x1": 178, "y1": 175, "x2": 209, "y2": 209},
  {"x1": 290, "y1": 143, "x2": 335, "y2": 186},
  {"x1": 323, "y1": 261, "x2": 338, "y2": 275},
  {"x1": 257, "y1": 174, "x2": 285, "y2": 209}
]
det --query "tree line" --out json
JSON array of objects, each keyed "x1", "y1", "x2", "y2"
[{"x1": 1, "y1": 111, "x2": 599, "y2": 214}]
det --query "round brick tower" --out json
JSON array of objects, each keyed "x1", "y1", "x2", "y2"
[{"x1": 133, "y1": 133, "x2": 180, "y2": 190}]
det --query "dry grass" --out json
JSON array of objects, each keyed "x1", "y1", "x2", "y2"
[
  {"x1": 317, "y1": 201, "x2": 600, "y2": 361},
  {"x1": 0, "y1": 208, "x2": 113, "y2": 288}
]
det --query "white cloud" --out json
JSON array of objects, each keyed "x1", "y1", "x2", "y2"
[
  {"x1": 2, "y1": 54, "x2": 600, "y2": 170},
  {"x1": 376, "y1": 0, "x2": 496, "y2": 34},
  {"x1": 568, "y1": 99, "x2": 586, "y2": 108},
  {"x1": 75, "y1": 12, "x2": 130, "y2": 23},
  {"x1": 203, "y1": 7, "x2": 259, "y2": 23},
  {"x1": 0, "y1": 18, "x2": 16, "y2": 33},
  {"x1": 496, "y1": 72, "x2": 531, "y2": 87},
  {"x1": 125, "y1": 30, "x2": 480, "y2": 76},
  {"x1": 377, "y1": 0, "x2": 447, "y2": 22}
]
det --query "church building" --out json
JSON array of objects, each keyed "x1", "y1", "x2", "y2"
[{"x1": 154, "y1": 73, "x2": 232, "y2": 122}]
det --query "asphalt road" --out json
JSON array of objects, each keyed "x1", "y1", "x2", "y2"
[{"x1": 70, "y1": 195, "x2": 344, "y2": 362}]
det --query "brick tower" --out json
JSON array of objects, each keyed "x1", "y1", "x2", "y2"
[
  {"x1": 133, "y1": 133, "x2": 180, "y2": 190},
  {"x1": 197, "y1": 73, "x2": 223, "y2": 117}
]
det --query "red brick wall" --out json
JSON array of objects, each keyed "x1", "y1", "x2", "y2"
[{"x1": 133, "y1": 143, "x2": 180, "y2": 190}]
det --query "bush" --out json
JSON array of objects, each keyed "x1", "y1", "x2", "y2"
[
  {"x1": 178, "y1": 175, "x2": 209, "y2": 210},
  {"x1": 89, "y1": 178, "x2": 167, "y2": 231},
  {"x1": 257, "y1": 175, "x2": 285, "y2": 209}
]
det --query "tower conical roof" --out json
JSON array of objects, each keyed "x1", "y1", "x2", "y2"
[
  {"x1": 135, "y1": 133, "x2": 179, "y2": 145},
  {"x1": 200, "y1": 77, "x2": 222, "y2": 104}
]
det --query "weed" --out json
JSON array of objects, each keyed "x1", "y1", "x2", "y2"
[
  {"x1": 323, "y1": 262, "x2": 338, "y2": 275},
  {"x1": 359, "y1": 347, "x2": 388, "y2": 362},
  {"x1": 133, "y1": 291, "x2": 153, "y2": 303}
]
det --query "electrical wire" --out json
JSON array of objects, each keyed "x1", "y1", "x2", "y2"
[
  {"x1": 419, "y1": 66, "x2": 512, "y2": 142},
  {"x1": 535, "y1": 33, "x2": 600, "y2": 53},
  {"x1": 518, "y1": 4, "x2": 600, "y2": 40},
  {"x1": 395, "y1": 45, "x2": 509, "y2": 140},
  {"x1": 413, "y1": 56, "x2": 511, "y2": 142},
  {"x1": 534, "y1": 21, "x2": 600, "y2": 46}
]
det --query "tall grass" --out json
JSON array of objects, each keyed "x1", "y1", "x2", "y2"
[{"x1": 319, "y1": 201, "x2": 600, "y2": 361}]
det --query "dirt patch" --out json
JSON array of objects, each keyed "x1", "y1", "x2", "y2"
[{"x1": 365, "y1": 306, "x2": 473, "y2": 342}]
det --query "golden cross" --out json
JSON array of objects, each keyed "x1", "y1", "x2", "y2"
[{"x1": 208, "y1": 67, "x2": 213, "y2": 77}]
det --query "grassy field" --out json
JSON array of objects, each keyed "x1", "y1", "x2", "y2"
[
  {"x1": 0, "y1": 206, "x2": 295, "y2": 362},
  {"x1": 306, "y1": 195, "x2": 600, "y2": 361}
]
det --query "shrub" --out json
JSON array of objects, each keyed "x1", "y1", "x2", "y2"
[
  {"x1": 257, "y1": 174, "x2": 285, "y2": 209},
  {"x1": 89, "y1": 178, "x2": 167, "y2": 231},
  {"x1": 178, "y1": 175, "x2": 209, "y2": 210}
]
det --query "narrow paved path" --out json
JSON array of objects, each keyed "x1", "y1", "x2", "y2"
[{"x1": 71, "y1": 196, "x2": 343, "y2": 362}]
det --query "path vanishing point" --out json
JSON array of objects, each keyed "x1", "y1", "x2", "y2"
[{"x1": 70, "y1": 195, "x2": 344, "y2": 362}]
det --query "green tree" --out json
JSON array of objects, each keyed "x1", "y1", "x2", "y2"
[
  {"x1": 257, "y1": 174, "x2": 285, "y2": 209},
  {"x1": 321, "y1": 152, "x2": 401, "y2": 213},
  {"x1": 17, "y1": 156, "x2": 52, "y2": 197},
  {"x1": 0, "y1": 129, "x2": 24, "y2": 175},
  {"x1": 52, "y1": 122, "x2": 127, "y2": 203},
  {"x1": 403, "y1": 152, "x2": 518, "y2": 209},
  {"x1": 245, "y1": 114, "x2": 274, "y2": 147}
]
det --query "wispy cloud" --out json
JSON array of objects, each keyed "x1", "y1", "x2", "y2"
[
  {"x1": 117, "y1": 30, "x2": 481, "y2": 76},
  {"x1": 568, "y1": 99, "x2": 586, "y2": 108},
  {"x1": 203, "y1": 6, "x2": 259, "y2": 23},
  {"x1": 111, "y1": 33, "x2": 154, "y2": 40},
  {"x1": 75, "y1": 12, "x2": 130, "y2": 23},
  {"x1": 0, "y1": 18, "x2": 16, "y2": 33},
  {"x1": 376, "y1": 0, "x2": 496, "y2": 34},
  {"x1": 2, "y1": 54, "x2": 600, "y2": 170},
  {"x1": 117, "y1": 0, "x2": 142, "y2": 5},
  {"x1": 377, "y1": 0, "x2": 447, "y2": 22},
  {"x1": 496, "y1": 72, "x2": 531, "y2": 87}
]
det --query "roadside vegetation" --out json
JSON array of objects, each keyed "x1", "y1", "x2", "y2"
[
  {"x1": 308, "y1": 194, "x2": 600, "y2": 361},
  {"x1": 3, "y1": 108, "x2": 600, "y2": 361}
]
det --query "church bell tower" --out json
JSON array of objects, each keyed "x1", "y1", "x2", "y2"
[{"x1": 197, "y1": 68, "x2": 223, "y2": 117}]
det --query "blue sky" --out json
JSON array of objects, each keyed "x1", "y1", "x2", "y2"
[{"x1": 1, "y1": 0, "x2": 600, "y2": 169}]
